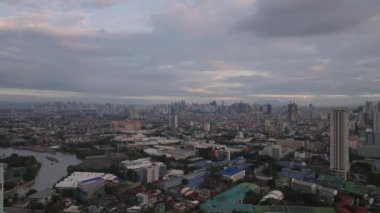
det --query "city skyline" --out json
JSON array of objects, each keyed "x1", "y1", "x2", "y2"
[{"x1": 1, "y1": 0, "x2": 380, "y2": 104}]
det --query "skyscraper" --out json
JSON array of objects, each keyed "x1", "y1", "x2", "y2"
[
  {"x1": 0, "y1": 163, "x2": 6, "y2": 213},
  {"x1": 169, "y1": 114, "x2": 178, "y2": 130},
  {"x1": 330, "y1": 108, "x2": 349, "y2": 180},
  {"x1": 288, "y1": 102, "x2": 298, "y2": 122},
  {"x1": 266, "y1": 103, "x2": 272, "y2": 115},
  {"x1": 373, "y1": 106, "x2": 380, "y2": 146}
]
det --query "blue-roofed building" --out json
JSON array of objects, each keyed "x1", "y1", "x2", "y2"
[
  {"x1": 279, "y1": 168, "x2": 316, "y2": 183},
  {"x1": 183, "y1": 168, "x2": 207, "y2": 187},
  {"x1": 187, "y1": 176, "x2": 205, "y2": 187},
  {"x1": 220, "y1": 167, "x2": 245, "y2": 182},
  {"x1": 279, "y1": 165, "x2": 316, "y2": 183}
]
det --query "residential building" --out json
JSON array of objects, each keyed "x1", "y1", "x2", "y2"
[
  {"x1": 291, "y1": 178, "x2": 317, "y2": 194},
  {"x1": 317, "y1": 185, "x2": 337, "y2": 201},
  {"x1": 288, "y1": 102, "x2": 298, "y2": 122},
  {"x1": 220, "y1": 167, "x2": 245, "y2": 183},
  {"x1": 169, "y1": 114, "x2": 178, "y2": 130},
  {"x1": 330, "y1": 107, "x2": 350, "y2": 180}
]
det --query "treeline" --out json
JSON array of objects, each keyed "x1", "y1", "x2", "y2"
[
  {"x1": 1, "y1": 153, "x2": 41, "y2": 189},
  {"x1": 0, "y1": 153, "x2": 40, "y2": 168}
]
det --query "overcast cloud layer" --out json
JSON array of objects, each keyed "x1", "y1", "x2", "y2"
[{"x1": 1, "y1": 0, "x2": 380, "y2": 105}]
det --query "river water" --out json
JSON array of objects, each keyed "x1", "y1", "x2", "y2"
[{"x1": 0, "y1": 147, "x2": 81, "y2": 194}]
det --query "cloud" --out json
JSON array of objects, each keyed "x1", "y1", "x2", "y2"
[
  {"x1": 1, "y1": 0, "x2": 125, "y2": 10},
  {"x1": 0, "y1": 0, "x2": 380, "y2": 105},
  {"x1": 238, "y1": 0, "x2": 380, "y2": 37}
]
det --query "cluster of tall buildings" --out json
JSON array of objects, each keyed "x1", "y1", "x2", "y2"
[{"x1": 358, "y1": 102, "x2": 380, "y2": 157}]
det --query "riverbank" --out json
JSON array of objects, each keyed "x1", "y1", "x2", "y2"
[
  {"x1": 0, "y1": 147, "x2": 82, "y2": 194},
  {"x1": 4, "y1": 178, "x2": 36, "y2": 196}
]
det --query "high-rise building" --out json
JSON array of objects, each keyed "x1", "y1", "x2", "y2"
[
  {"x1": 266, "y1": 103, "x2": 272, "y2": 115},
  {"x1": 169, "y1": 114, "x2": 178, "y2": 130},
  {"x1": 203, "y1": 122, "x2": 211, "y2": 132},
  {"x1": 309, "y1": 103, "x2": 313, "y2": 120},
  {"x1": 329, "y1": 108, "x2": 349, "y2": 180},
  {"x1": 365, "y1": 101, "x2": 374, "y2": 125},
  {"x1": 0, "y1": 163, "x2": 6, "y2": 213},
  {"x1": 373, "y1": 106, "x2": 380, "y2": 145},
  {"x1": 288, "y1": 102, "x2": 298, "y2": 122}
]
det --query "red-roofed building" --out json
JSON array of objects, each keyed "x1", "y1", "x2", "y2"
[{"x1": 335, "y1": 194, "x2": 355, "y2": 213}]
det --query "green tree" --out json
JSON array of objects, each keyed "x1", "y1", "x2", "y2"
[{"x1": 243, "y1": 190, "x2": 262, "y2": 205}]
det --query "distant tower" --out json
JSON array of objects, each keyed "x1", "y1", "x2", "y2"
[
  {"x1": 169, "y1": 114, "x2": 178, "y2": 130},
  {"x1": 330, "y1": 108, "x2": 349, "y2": 180},
  {"x1": 309, "y1": 103, "x2": 313, "y2": 120},
  {"x1": 203, "y1": 123, "x2": 211, "y2": 132},
  {"x1": 0, "y1": 163, "x2": 6, "y2": 213},
  {"x1": 374, "y1": 106, "x2": 380, "y2": 146},
  {"x1": 288, "y1": 102, "x2": 298, "y2": 122},
  {"x1": 266, "y1": 103, "x2": 272, "y2": 115}
]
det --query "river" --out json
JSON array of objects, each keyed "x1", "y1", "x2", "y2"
[{"x1": 0, "y1": 147, "x2": 81, "y2": 194}]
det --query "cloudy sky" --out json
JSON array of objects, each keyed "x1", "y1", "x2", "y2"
[{"x1": 1, "y1": 0, "x2": 380, "y2": 105}]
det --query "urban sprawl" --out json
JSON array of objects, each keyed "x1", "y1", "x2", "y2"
[{"x1": 1, "y1": 100, "x2": 380, "y2": 213}]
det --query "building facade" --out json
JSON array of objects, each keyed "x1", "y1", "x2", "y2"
[
  {"x1": 374, "y1": 108, "x2": 380, "y2": 145},
  {"x1": 288, "y1": 102, "x2": 298, "y2": 122},
  {"x1": 330, "y1": 108, "x2": 350, "y2": 180}
]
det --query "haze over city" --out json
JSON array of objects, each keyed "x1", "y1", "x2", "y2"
[
  {"x1": 1, "y1": 0, "x2": 380, "y2": 105},
  {"x1": 3, "y1": 1, "x2": 380, "y2": 213}
]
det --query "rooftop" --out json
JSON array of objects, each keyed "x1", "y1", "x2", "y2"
[
  {"x1": 221, "y1": 167, "x2": 244, "y2": 176},
  {"x1": 200, "y1": 182, "x2": 259, "y2": 213},
  {"x1": 55, "y1": 172, "x2": 118, "y2": 189},
  {"x1": 254, "y1": 205, "x2": 335, "y2": 213}
]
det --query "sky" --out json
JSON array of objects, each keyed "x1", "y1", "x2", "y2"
[{"x1": 0, "y1": 0, "x2": 380, "y2": 105}]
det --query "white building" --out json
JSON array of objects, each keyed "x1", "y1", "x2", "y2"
[
  {"x1": 120, "y1": 158, "x2": 166, "y2": 183},
  {"x1": 260, "y1": 190, "x2": 284, "y2": 203},
  {"x1": 260, "y1": 145, "x2": 284, "y2": 160},
  {"x1": 291, "y1": 179, "x2": 317, "y2": 194},
  {"x1": 121, "y1": 158, "x2": 152, "y2": 170},
  {"x1": 318, "y1": 185, "x2": 337, "y2": 201},
  {"x1": 330, "y1": 108, "x2": 350, "y2": 180},
  {"x1": 143, "y1": 162, "x2": 166, "y2": 183},
  {"x1": 55, "y1": 172, "x2": 118, "y2": 191}
]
